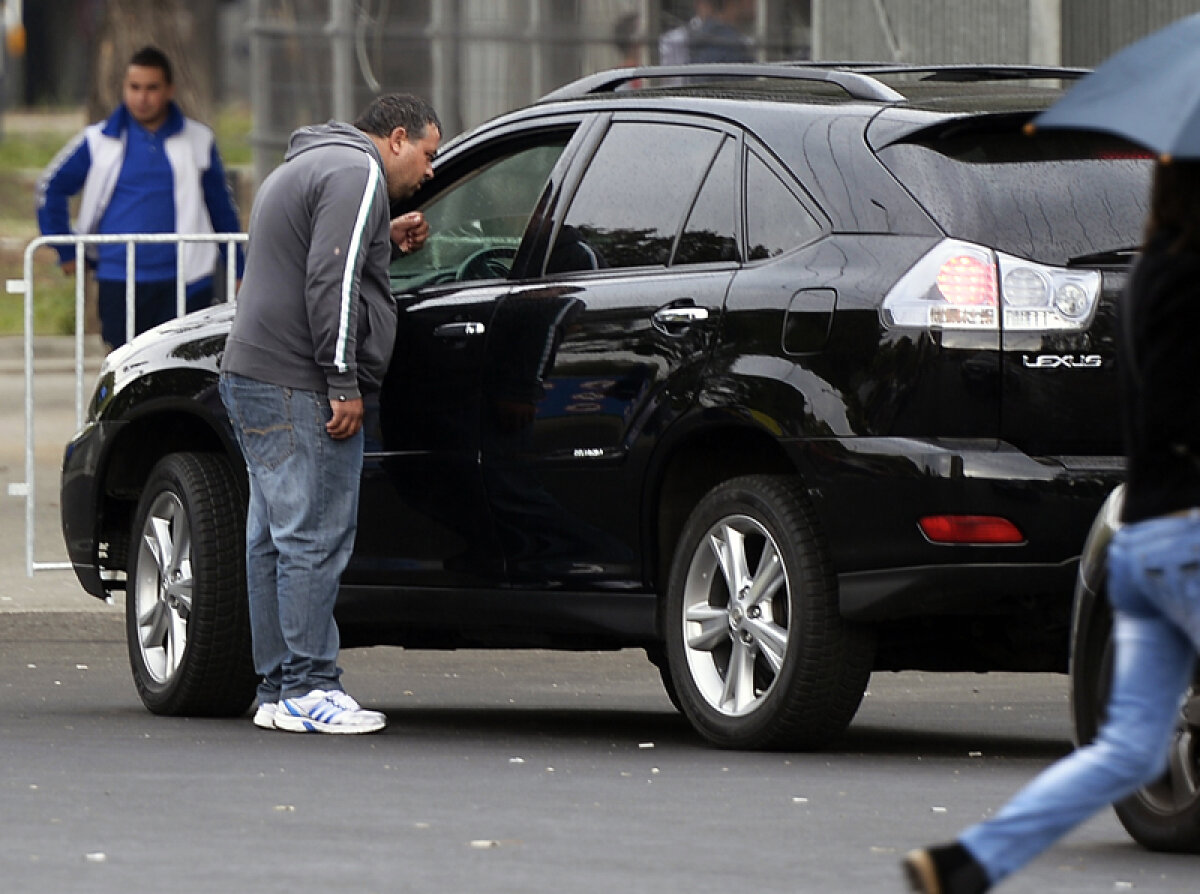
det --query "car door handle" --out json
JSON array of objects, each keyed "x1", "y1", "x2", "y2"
[
  {"x1": 434, "y1": 321, "x2": 487, "y2": 338},
  {"x1": 653, "y1": 306, "x2": 709, "y2": 325},
  {"x1": 652, "y1": 305, "x2": 709, "y2": 335}
]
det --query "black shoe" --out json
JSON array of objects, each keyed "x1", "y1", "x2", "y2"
[{"x1": 902, "y1": 842, "x2": 989, "y2": 894}]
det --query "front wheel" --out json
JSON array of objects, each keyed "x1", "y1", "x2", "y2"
[
  {"x1": 664, "y1": 475, "x2": 874, "y2": 749},
  {"x1": 1073, "y1": 594, "x2": 1200, "y2": 852},
  {"x1": 126, "y1": 452, "x2": 257, "y2": 716}
]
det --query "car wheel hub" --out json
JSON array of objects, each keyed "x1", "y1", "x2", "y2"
[
  {"x1": 133, "y1": 492, "x2": 194, "y2": 685},
  {"x1": 1136, "y1": 688, "x2": 1200, "y2": 815},
  {"x1": 681, "y1": 514, "x2": 790, "y2": 718}
]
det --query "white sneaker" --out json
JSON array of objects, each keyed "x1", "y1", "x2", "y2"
[
  {"x1": 275, "y1": 689, "x2": 387, "y2": 734},
  {"x1": 252, "y1": 701, "x2": 279, "y2": 730}
]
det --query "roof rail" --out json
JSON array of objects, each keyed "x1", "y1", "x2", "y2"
[
  {"x1": 538, "y1": 62, "x2": 1090, "y2": 106},
  {"x1": 538, "y1": 63, "x2": 907, "y2": 104},
  {"x1": 810, "y1": 63, "x2": 1090, "y2": 82}
]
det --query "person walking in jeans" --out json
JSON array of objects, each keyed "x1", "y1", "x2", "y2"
[
  {"x1": 904, "y1": 160, "x2": 1200, "y2": 892},
  {"x1": 219, "y1": 94, "x2": 440, "y2": 734}
]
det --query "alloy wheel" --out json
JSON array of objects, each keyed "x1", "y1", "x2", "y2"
[
  {"x1": 680, "y1": 513, "x2": 790, "y2": 717},
  {"x1": 1137, "y1": 689, "x2": 1200, "y2": 816},
  {"x1": 132, "y1": 491, "x2": 193, "y2": 684}
]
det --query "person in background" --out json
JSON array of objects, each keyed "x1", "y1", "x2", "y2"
[
  {"x1": 613, "y1": 11, "x2": 642, "y2": 68},
  {"x1": 658, "y1": 0, "x2": 754, "y2": 66},
  {"x1": 36, "y1": 45, "x2": 243, "y2": 349},
  {"x1": 219, "y1": 93, "x2": 440, "y2": 735},
  {"x1": 904, "y1": 160, "x2": 1200, "y2": 892}
]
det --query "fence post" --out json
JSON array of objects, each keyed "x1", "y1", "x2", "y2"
[{"x1": 10, "y1": 231, "x2": 248, "y2": 576}]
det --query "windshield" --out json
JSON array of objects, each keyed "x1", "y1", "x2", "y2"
[{"x1": 877, "y1": 128, "x2": 1153, "y2": 266}]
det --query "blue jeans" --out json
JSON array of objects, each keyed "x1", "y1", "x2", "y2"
[
  {"x1": 960, "y1": 513, "x2": 1200, "y2": 885},
  {"x1": 219, "y1": 373, "x2": 363, "y2": 703}
]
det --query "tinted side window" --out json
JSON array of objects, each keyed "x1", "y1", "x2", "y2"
[
  {"x1": 673, "y1": 137, "x2": 740, "y2": 265},
  {"x1": 549, "y1": 122, "x2": 723, "y2": 273},
  {"x1": 391, "y1": 138, "x2": 569, "y2": 290},
  {"x1": 746, "y1": 150, "x2": 822, "y2": 261}
]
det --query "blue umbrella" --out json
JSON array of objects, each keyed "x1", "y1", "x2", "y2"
[{"x1": 1032, "y1": 13, "x2": 1200, "y2": 162}]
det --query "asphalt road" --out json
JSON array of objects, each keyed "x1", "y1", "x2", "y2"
[{"x1": 3, "y1": 626, "x2": 1197, "y2": 894}]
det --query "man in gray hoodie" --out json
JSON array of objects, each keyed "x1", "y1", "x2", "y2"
[{"x1": 219, "y1": 94, "x2": 440, "y2": 734}]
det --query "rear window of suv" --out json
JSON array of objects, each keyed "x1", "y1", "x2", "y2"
[{"x1": 877, "y1": 127, "x2": 1153, "y2": 266}]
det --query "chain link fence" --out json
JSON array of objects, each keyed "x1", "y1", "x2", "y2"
[
  {"x1": 247, "y1": 0, "x2": 813, "y2": 186},
  {"x1": 244, "y1": 0, "x2": 1200, "y2": 190}
]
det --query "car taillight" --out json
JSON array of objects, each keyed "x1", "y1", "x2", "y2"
[
  {"x1": 882, "y1": 239, "x2": 1101, "y2": 333},
  {"x1": 936, "y1": 253, "x2": 996, "y2": 305},
  {"x1": 919, "y1": 515, "x2": 1025, "y2": 545}
]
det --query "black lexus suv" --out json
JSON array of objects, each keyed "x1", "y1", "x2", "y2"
[{"x1": 61, "y1": 63, "x2": 1152, "y2": 750}]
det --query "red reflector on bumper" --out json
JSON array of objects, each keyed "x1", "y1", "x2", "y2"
[{"x1": 919, "y1": 515, "x2": 1024, "y2": 545}]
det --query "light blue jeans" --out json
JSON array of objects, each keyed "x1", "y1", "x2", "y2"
[
  {"x1": 219, "y1": 373, "x2": 363, "y2": 703},
  {"x1": 960, "y1": 512, "x2": 1200, "y2": 885}
]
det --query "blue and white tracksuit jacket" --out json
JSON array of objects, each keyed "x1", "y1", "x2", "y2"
[{"x1": 36, "y1": 101, "x2": 243, "y2": 292}]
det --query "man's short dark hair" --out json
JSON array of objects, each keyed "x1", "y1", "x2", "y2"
[
  {"x1": 129, "y1": 46, "x2": 173, "y2": 84},
  {"x1": 354, "y1": 94, "x2": 441, "y2": 143}
]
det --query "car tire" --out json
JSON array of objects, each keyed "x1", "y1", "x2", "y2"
[
  {"x1": 1072, "y1": 591, "x2": 1200, "y2": 852},
  {"x1": 664, "y1": 474, "x2": 874, "y2": 749},
  {"x1": 126, "y1": 452, "x2": 257, "y2": 716}
]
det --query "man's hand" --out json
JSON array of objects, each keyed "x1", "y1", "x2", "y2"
[
  {"x1": 391, "y1": 211, "x2": 429, "y2": 254},
  {"x1": 61, "y1": 259, "x2": 77, "y2": 277},
  {"x1": 327, "y1": 397, "x2": 364, "y2": 439}
]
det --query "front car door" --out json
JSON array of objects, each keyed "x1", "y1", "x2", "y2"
[{"x1": 345, "y1": 121, "x2": 587, "y2": 590}]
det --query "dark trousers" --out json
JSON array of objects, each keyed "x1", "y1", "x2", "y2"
[{"x1": 97, "y1": 280, "x2": 214, "y2": 349}]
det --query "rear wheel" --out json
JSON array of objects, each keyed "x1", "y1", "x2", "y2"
[
  {"x1": 1072, "y1": 594, "x2": 1200, "y2": 852},
  {"x1": 664, "y1": 475, "x2": 874, "y2": 749},
  {"x1": 126, "y1": 452, "x2": 257, "y2": 716}
]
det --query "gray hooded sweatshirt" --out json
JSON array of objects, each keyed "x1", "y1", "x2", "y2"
[{"x1": 221, "y1": 122, "x2": 397, "y2": 402}]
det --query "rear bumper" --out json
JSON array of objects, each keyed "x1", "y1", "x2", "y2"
[
  {"x1": 792, "y1": 438, "x2": 1123, "y2": 621},
  {"x1": 839, "y1": 557, "x2": 1077, "y2": 621}
]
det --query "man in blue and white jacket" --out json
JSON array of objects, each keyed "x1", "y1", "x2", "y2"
[{"x1": 36, "y1": 45, "x2": 244, "y2": 349}]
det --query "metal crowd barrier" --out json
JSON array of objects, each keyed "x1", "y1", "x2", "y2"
[{"x1": 6, "y1": 232, "x2": 248, "y2": 576}]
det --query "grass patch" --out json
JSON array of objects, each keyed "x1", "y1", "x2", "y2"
[
  {"x1": 0, "y1": 270, "x2": 77, "y2": 335},
  {"x1": 0, "y1": 128, "x2": 73, "y2": 170},
  {"x1": 214, "y1": 103, "x2": 253, "y2": 166}
]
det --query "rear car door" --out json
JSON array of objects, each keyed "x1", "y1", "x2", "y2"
[
  {"x1": 480, "y1": 116, "x2": 740, "y2": 588},
  {"x1": 345, "y1": 122, "x2": 585, "y2": 588}
]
